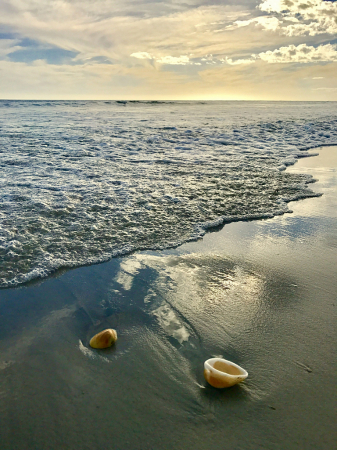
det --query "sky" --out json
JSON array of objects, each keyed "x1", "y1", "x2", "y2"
[{"x1": 0, "y1": 0, "x2": 336, "y2": 100}]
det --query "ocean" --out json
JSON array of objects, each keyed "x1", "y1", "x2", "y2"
[{"x1": 1, "y1": 100, "x2": 336, "y2": 287}]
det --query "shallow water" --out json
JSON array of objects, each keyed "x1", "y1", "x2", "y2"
[{"x1": 1, "y1": 101, "x2": 336, "y2": 287}]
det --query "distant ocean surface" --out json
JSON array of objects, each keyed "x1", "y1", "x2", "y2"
[{"x1": 1, "y1": 100, "x2": 336, "y2": 287}]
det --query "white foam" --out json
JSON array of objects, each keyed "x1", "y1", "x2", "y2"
[{"x1": 0, "y1": 100, "x2": 336, "y2": 287}]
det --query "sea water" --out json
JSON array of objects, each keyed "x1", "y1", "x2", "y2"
[{"x1": 0, "y1": 100, "x2": 336, "y2": 287}]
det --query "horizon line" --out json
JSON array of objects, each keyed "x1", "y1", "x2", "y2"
[{"x1": 1, "y1": 98, "x2": 337, "y2": 102}]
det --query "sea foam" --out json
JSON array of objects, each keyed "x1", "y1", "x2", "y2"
[{"x1": 0, "y1": 100, "x2": 336, "y2": 287}]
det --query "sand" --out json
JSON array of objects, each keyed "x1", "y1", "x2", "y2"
[{"x1": 0, "y1": 146, "x2": 336, "y2": 450}]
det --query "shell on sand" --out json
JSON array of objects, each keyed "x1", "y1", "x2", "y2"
[
  {"x1": 204, "y1": 357, "x2": 248, "y2": 388},
  {"x1": 89, "y1": 329, "x2": 117, "y2": 349}
]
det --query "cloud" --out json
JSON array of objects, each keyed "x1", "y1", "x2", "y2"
[
  {"x1": 232, "y1": 0, "x2": 337, "y2": 36},
  {"x1": 258, "y1": 43, "x2": 337, "y2": 63},
  {"x1": 258, "y1": 0, "x2": 337, "y2": 36},
  {"x1": 130, "y1": 52, "x2": 154, "y2": 60},
  {"x1": 156, "y1": 55, "x2": 190, "y2": 65},
  {"x1": 225, "y1": 43, "x2": 337, "y2": 65},
  {"x1": 224, "y1": 57, "x2": 256, "y2": 65},
  {"x1": 131, "y1": 52, "x2": 191, "y2": 65},
  {"x1": 130, "y1": 42, "x2": 337, "y2": 67},
  {"x1": 233, "y1": 16, "x2": 281, "y2": 31}
]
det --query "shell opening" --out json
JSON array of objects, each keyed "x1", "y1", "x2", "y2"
[
  {"x1": 205, "y1": 358, "x2": 248, "y2": 378},
  {"x1": 212, "y1": 360, "x2": 243, "y2": 376}
]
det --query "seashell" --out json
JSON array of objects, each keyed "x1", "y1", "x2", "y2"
[
  {"x1": 204, "y1": 357, "x2": 248, "y2": 388},
  {"x1": 89, "y1": 329, "x2": 117, "y2": 349}
]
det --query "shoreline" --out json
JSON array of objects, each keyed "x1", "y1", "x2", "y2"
[
  {"x1": 1, "y1": 144, "x2": 333, "y2": 291},
  {"x1": 0, "y1": 146, "x2": 336, "y2": 449}
]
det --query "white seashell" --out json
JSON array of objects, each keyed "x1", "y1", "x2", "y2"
[
  {"x1": 89, "y1": 328, "x2": 117, "y2": 349},
  {"x1": 204, "y1": 357, "x2": 248, "y2": 388}
]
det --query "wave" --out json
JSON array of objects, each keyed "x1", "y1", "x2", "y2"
[{"x1": 0, "y1": 101, "x2": 336, "y2": 287}]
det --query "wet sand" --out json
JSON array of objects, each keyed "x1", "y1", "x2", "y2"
[{"x1": 0, "y1": 146, "x2": 336, "y2": 450}]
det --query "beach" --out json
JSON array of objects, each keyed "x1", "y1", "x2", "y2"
[{"x1": 0, "y1": 145, "x2": 336, "y2": 449}]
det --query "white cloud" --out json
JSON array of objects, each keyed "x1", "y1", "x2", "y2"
[
  {"x1": 232, "y1": 0, "x2": 337, "y2": 37},
  {"x1": 225, "y1": 43, "x2": 337, "y2": 65},
  {"x1": 130, "y1": 52, "x2": 153, "y2": 60},
  {"x1": 258, "y1": 0, "x2": 337, "y2": 36},
  {"x1": 132, "y1": 43, "x2": 337, "y2": 67},
  {"x1": 230, "y1": 1, "x2": 337, "y2": 38},
  {"x1": 131, "y1": 53, "x2": 190, "y2": 65},
  {"x1": 156, "y1": 55, "x2": 190, "y2": 65},
  {"x1": 258, "y1": 0, "x2": 284, "y2": 13},
  {"x1": 224, "y1": 57, "x2": 256, "y2": 65},
  {"x1": 254, "y1": 16, "x2": 280, "y2": 31},
  {"x1": 234, "y1": 16, "x2": 280, "y2": 32},
  {"x1": 258, "y1": 43, "x2": 337, "y2": 63}
]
